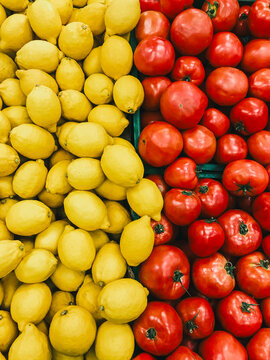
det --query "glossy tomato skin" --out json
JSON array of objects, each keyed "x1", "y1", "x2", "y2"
[
  {"x1": 249, "y1": 68, "x2": 270, "y2": 102},
  {"x1": 248, "y1": 0, "x2": 270, "y2": 39},
  {"x1": 236, "y1": 251, "x2": 270, "y2": 299},
  {"x1": 146, "y1": 174, "x2": 169, "y2": 198},
  {"x1": 134, "y1": 36, "x2": 175, "y2": 76},
  {"x1": 200, "y1": 108, "x2": 230, "y2": 138},
  {"x1": 248, "y1": 131, "x2": 270, "y2": 166},
  {"x1": 215, "y1": 134, "x2": 248, "y2": 164},
  {"x1": 222, "y1": 159, "x2": 269, "y2": 197},
  {"x1": 262, "y1": 235, "x2": 270, "y2": 257},
  {"x1": 199, "y1": 331, "x2": 248, "y2": 360},
  {"x1": 160, "y1": 81, "x2": 208, "y2": 130},
  {"x1": 133, "y1": 354, "x2": 157, "y2": 360},
  {"x1": 138, "y1": 121, "x2": 183, "y2": 167},
  {"x1": 160, "y1": 0, "x2": 194, "y2": 19},
  {"x1": 170, "y1": 9, "x2": 213, "y2": 55},
  {"x1": 151, "y1": 214, "x2": 176, "y2": 245},
  {"x1": 142, "y1": 76, "x2": 172, "y2": 111},
  {"x1": 166, "y1": 346, "x2": 203, "y2": 360},
  {"x1": 202, "y1": 0, "x2": 239, "y2": 32},
  {"x1": 171, "y1": 56, "x2": 205, "y2": 86},
  {"x1": 164, "y1": 157, "x2": 198, "y2": 190},
  {"x1": 139, "y1": 245, "x2": 190, "y2": 300},
  {"x1": 247, "y1": 328, "x2": 270, "y2": 360},
  {"x1": 234, "y1": 6, "x2": 250, "y2": 37},
  {"x1": 267, "y1": 165, "x2": 270, "y2": 191},
  {"x1": 261, "y1": 297, "x2": 270, "y2": 327},
  {"x1": 139, "y1": 0, "x2": 161, "y2": 12},
  {"x1": 241, "y1": 39, "x2": 270, "y2": 73},
  {"x1": 140, "y1": 111, "x2": 163, "y2": 129},
  {"x1": 133, "y1": 301, "x2": 183, "y2": 356},
  {"x1": 252, "y1": 192, "x2": 270, "y2": 231},
  {"x1": 164, "y1": 189, "x2": 201, "y2": 226},
  {"x1": 135, "y1": 11, "x2": 170, "y2": 43}
]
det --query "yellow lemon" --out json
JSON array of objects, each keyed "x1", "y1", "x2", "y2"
[
  {"x1": 0, "y1": 79, "x2": 26, "y2": 106},
  {"x1": 0, "y1": 240, "x2": 25, "y2": 278},
  {"x1": 16, "y1": 69, "x2": 58, "y2": 96},
  {"x1": 47, "y1": 0, "x2": 73, "y2": 24},
  {"x1": 95, "y1": 321, "x2": 134, "y2": 360},
  {"x1": 76, "y1": 275, "x2": 102, "y2": 320},
  {"x1": 85, "y1": 348, "x2": 98, "y2": 360},
  {"x1": 46, "y1": 291, "x2": 74, "y2": 323},
  {"x1": 0, "y1": 0, "x2": 28, "y2": 11},
  {"x1": 2, "y1": 106, "x2": 31, "y2": 128},
  {"x1": 50, "y1": 149, "x2": 75, "y2": 167},
  {"x1": 6, "y1": 200, "x2": 52, "y2": 236},
  {"x1": 84, "y1": 73, "x2": 113, "y2": 105},
  {"x1": 101, "y1": 144, "x2": 144, "y2": 187},
  {"x1": 89, "y1": 230, "x2": 109, "y2": 251},
  {"x1": 73, "y1": 0, "x2": 87, "y2": 6},
  {"x1": 83, "y1": 47, "x2": 103, "y2": 76},
  {"x1": 46, "y1": 160, "x2": 72, "y2": 195},
  {"x1": 0, "y1": 199, "x2": 18, "y2": 222},
  {"x1": 16, "y1": 40, "x2": 63, "y2": 73},
  {"x1": 20, "y1": 239, "x2": 34, "y2": 254},
  {"x1": 12, "y1": 159, "x2": 48, "y2": 199},
  {"x1": 35, "y1": 220, "x2": 68, "y2": 255},
  {"x1": 0, "y1": 311, "x2": 18, "y2": 352},
  {"x1": 52, "y1": 349, "x2": 83, "y2": 360},
  {"x1": 0, "y1": 53, "x2": 16, "y2": 83},
  {"x1": 0, "y1": 4, "x2": 6, "y2": 27},
  {"x1": 51, "y1": 262, "x2": 85, "y2": 292},
  {"x1": 56, "y1": 57, "x2": 85, "y2": 91},
  {"x1": 112, "y1": 136, "x2": 136, "y2": 150},
  {"x1": 0, "y1": 220, "x2": 13, "y2": 240},
  {"x1": 0, "y1": 176, "x2": 14, "y2": 200},
  {"x1": 0, "y1": 111, "x2": 11, "y2": 144},
  {"x1": 58, "y1": 89, "x2": 92, "y2": 122},
  {"x1": 10, "y1": 124, "x2": 56, "y2": 159},
  {"x1": 0, "y1": 283, "x2": 3, "y2": 305},
  {"x1": 36, "y1": 320, "x2": 48, "y2": 335},
  {"x1": 10, "y1": 283, "x2": 52, "y2": 331},
  {"x1": 69, "y1": 3, "x2": 105, "y2": 36},
  {"x1": 1, "y1": 272, "x2": 20, "y2": 310},
  {"x1": 120, "y1": 215, "x2": 154, "y2": 266},
  {"x1": 56, "y1": 121, "x2": 77, "y2": 150},
  {"x1": 38, "y1": 190, "x2": 65, "y2": 209},
  {"x1": 95, "y1": 179, "x2": 127, "y2": 201},
  {"x1": 66, "y1": 158, "x2": 105, "y2": 190},
  {"x1": 104, "y1": 201, "x2": 131, "y2": 234},
  {"x1": 0, "y1": 352, "x2": 5, "y2": 360}
]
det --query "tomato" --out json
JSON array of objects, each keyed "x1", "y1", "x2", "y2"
[
  {"x1": 164, "y1": 189, "x2": 201, "y2": 226},
  {"x1": 159, "y1": 0, "x2": 194, "y2": 19},
  {"x1": 252, "y1": 192, "x2": 270, "y2": 231},
  {"x1": 192, "y1": 252, "x2": 235, "y2": 299},
  {"x1": 230, "y1": 98, "x2": 268, "y2": 136},
  {"x1": 133, "y1": 354, "x2": 157, "y2": 360},
  {"x1": 170, "y1": 9, "x2": 213, "y2": 56},
  {"x1": 188, "y1": 219, "x2": 225, "y2": 258},
  {"x1": 142, "y1": 76, "x2": 172, "y2": 111},
  {"x1": 267, "y1": 165, "x2": 270, "y2": 191},
  {"x1": 160, "y1": 81, "x2": 208, "y2": 131},
  {"x1": 164, "y1": 157, "x2": 198, "y2": 190},
  {"x1": 181, "y1": 336, "x2": 198, "y2": 353},
  {"x1": 248, "y1": 131, "x2": 270, "y2": 166},
  {"x1": 248, "y1": 0, "x2": 270, "y2": 39},
  {"x1": 222, "y1": 160, "x2": 269, "y2": 197},
  {"x1": 261, "y1": 297, "x2": 270, "y2": 327},
  {"x1": 134, "y1": 36, "x2": 175, "y2": 76},
  {"x1": 199, "y1": 331, "x2": 248, "y2": 360},
  {"x1": 247, "y1": 328, "x2": 270, "y2": 360},
  {"x1": 139, "y1": 0, "x2": 161, "y2": 12},
  {"x1": 236, "y1": 196, "x2": 254, "y2": 214},
  {"x1": 233, "y1": 6, "x2": 250, "y2": 37},
  {"x1": 236, "y1": 251, "x2": 270, "y2": 299},
  {"x1": 241, "y1": 39, "x2": 270, "y2": 73},
  {"x1": 171, "y1": 57, "x2": 205, "y2": 86},
  {"x1": 140, "y1": 111, "x2": 163, "y2": 129},
  {"x1": 151, "y1": 214, "x2": 176, "y2": 245},
  {"x1": 202, "y1": 0, "x2": 239, "y2": 32},
  {"x1": 206, "y1": 67, "x2": 248, "y2": 106},
  {"x1": 133, "y1": 301, "x2": 183, "y2": 356},
  {"x1": 200, "y1": 108, "x2": 230, "y2": 138},
  {"x1": 249, "y1": 68, "x2": 270, "y2": 102},
  {"x1": 146, "y1": 174, "x2": 169, "y2": 198},
  {"x1": 215, "y1": 134, "x2": 248, "y2": 164},
  {"x1": 139, "y1": 245, "x2": 190, "y2": 300},
  {"x1": 135, "y1": 11, "x2": 170, "y2": 43},
  {"x1": 166, "y1": 346, "x2": 203, "y2": 360},
  {"x1": 262, "y1": 235, "x2": 270, "y2": 257},
  {"x1": 138, "y1": 121, "x2": 183, "y2": 167}
]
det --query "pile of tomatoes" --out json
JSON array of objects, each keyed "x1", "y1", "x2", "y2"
[{"x1": 131, "y1": 0, "x2": 270, "y2": 359}]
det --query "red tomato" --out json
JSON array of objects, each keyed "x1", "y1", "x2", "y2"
[
  {"x1": 262, "y1": 235, "x2": 270, "y2": 257},
  {"x1": 241, "y1": 39, "x2": 270, "y2": 73},
  {"x1": 138, "y1": 121, "x2": 183, "y2": 167},
  {"x1": 199, "y1": 331, "x2": 248, "y2": 360},
  {"x1": 159, "y1": 0, "x2": 194, "y2": 19},
  {"x1": 139, "y1": 245, "x2": 190, "y2": 300},
  {"x1": 248, "y1": 0, "x2": 270, "y2": 39},
  {"x1": 146, "y1": 174, "x2": 169, "y2": 198},
  {"x1": 166, "y1": 346, "x2": 203, "y2": 360},
  {"x1": 164, "y1": 189, "x2": 201, "y2": 226},
  {"x1": 195, "y1": 179, "x2": 229, "y2": 218},
  {"x1": 252, "y1": 192, "x2": 270, "y2": 231},
  {"x1": 134, "y1": 36, "x2": 175, "y2": 76},
  {"x1": 236, "y1": 251, "x2": 270, "y2": 299},
  {"x1": 133, "y1": 354, "x2": 157, "y2": 360},
  {"x1": 170, "y1": 9, "x2": 213, "y2": 55},
  {"x1": 140, "y1": 111, "x2": 163, "y2": 129},
  {"x1": 133, "y1": 301, "x2": 183, "y2": 356},
  {"x1": 192, "y1": 252, "x2": 235, "y2": 299},
  {"x1": 188, "y1": 219, "x2": 225, "y2": 258},
  {"x1": 230, "y1": 98, "x2": 268, "y2": 135},
  {"x1": 181, "y1": 336, "x2": 198, "y2": 353},
  {"x1": 267, "y1": 165, "x2": 270, "y2": 191},
  {"x1": 176, "y1": 297, "x2": 215, "y2": 339},
  {"x1": 247, "y1": 328, "x2": 270, "y2": 360},
  {"x1": 171, "y1": 57, "x2": 205, "y2": 86},
  {"x1": 139, "y1": 0, "x2": 161, "y2": 12},
  {"x1": 261, "y1": 297, "x2": 270, "y2": 327},
  {"x1": 233, "y1": 6, "x2": 250, "y2": 37},
  {"x1": 222, "y1": 160, "x2": 269, "y2": 197},
  {"x1": 151, "y1": 214, "x2": 176, "y2": 245},
  {"x1": 142, "y1": 76, "x2": 172, "y2": 111},
  {"x1": 182, "y1": 125, "x2": 216, "y2": 164},
  {"x1": 206, "y1": 67, "x2": 248, "y2": 106},
  {"x1": 135, "y1": 11, "x2": 170, "y2": 43},
  {"x1": 200, "y1": 108, "x2": 230, "y2": 138},
  {"x1": 248, "y1": 131, "x2": 270, "y2": 166},
  {"x1": 249, "y1": 68, "x2": 270, "y2": 102},
  {"x1": 202, "y1": 0, "x2": 239, "y2": 32},
  {"x1": 164, "y1": 157, "x2": 198, "y2": 190},
  {"x1": 215, "y1": 134, "x2": 248, "y2": 164}
]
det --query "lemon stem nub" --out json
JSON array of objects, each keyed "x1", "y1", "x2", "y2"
[
  {"x1": 100, "y1": 305, "x2": 104, "y2": 311},
  {"x1": 61, "y1": 310, "x2": 68, "y2": 316},
  {"x1": 98, "y1": 281, "x2": 104, "y2": 287},
  {"x1": 19, "y1": 245, "x2": 24, "y2": 251}
]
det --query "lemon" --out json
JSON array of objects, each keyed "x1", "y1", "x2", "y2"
[
  {"x1": 0, "y1": 199, "x2": 18, "y2": 222},
  {"x1": 56, "y1": 57, "x2": 85, "y2": 91},
  {"x1": 0, "y1": 311, "x2": 18, "y2": 352},
  {"x1": 46, "y1": 160, "x2": 72, "y2": 195},
  {"x1": 0, "y1": 112, "x2": 10, "y2": 144},
  {"x1": 66, "y1": 122, "x2": 112, "y2": 158},
  {"x1": 0, "y1": 352, "x2": 5, "y2": 360},
  {"x1": 104, "y1": 201, "x2": 131, "y2": 234},
  {"x1": 76, "y1": 275, "x2": 102, "y2": 320},
  {"x1": 0, "y1": 220, "x2": 13, "y2": 240},
  {"x1": 113, "y1": 75, "x2": 144, "y2": 114},
  {"x1": 0, "y1": 176, "x2": 15, "y2": 199},
  {"x1": 10, "y1": 124, "x2": 56, "y2": 159},
  {"x1": 0, "y1": 4, "x2": 6, "y2": 27},
  {"x1": 104, "y1": 31, "x2": 131, "y2": 42},
  {"x1": 0, "y1": 0, "x2": 28, "y2": 11},
  {"x1": 101, "y1": 144, "x2": 144, "y2": 187},
  {"x1": 64, "y1": 190, "x2": 109, "y2": 231},
  {"x1": 120, "y1": 215, "x2": 154, "y2": 266},
  {"x1": 16, "y1": 40, "x2": 63, "y2": 73},
  {"x1": 95, "y1": 179, "x2": 127, "y2": 201},
  {"x1": 46, "y1": 291, "x2": 74, "y2": 324},
  {"x1": 112, "y1": 136, "x2": 136, "y2": 150},
  {"x1": 0, "y1": 79, "x2": 26, "y2": 106},
  {"x1": 0, "y1": 53, "x2": 16, "y2": 83},
  {"x1": 85, "y1": 348, "x2": 98, "y2": 360},
  {"x1": 0, "y1": 144, "x2": 20, "y2": 177},
  {"x1": 50, "y1": 149, "x2": 75, "y2": 167},
  {"x1": 11, "y1": 283, "x2": 52, "y2": 331},
  {"x1": 37, "y1": 320, "x2": 48, "y2": 335},
  {"x1": 51, "y1": 262, "x2": 85, "y2": 292},
  {"x1": 38, "y1": 190, "x2": 65, "y2": 209},
  {"x1": 0, "y1": 283, "x2": 3, "y2": 305},
  {"x1": 59, "y1": 90, "x2": 92, "y2": 122},
  {"x1": 16, "y1": 69, "x2": 58, "y2": 96},
  {"x1": 73, "y1": 0, "x2": 87, "y2": 6},
  {"x1": 52, "y1": 349, "x2": 84, "y2": 360},
  {"x1": 12, "y1": 159, "x2": 48, "y2": 199},
  {"x1": 2, "y1": 106, "x2": 31, "y2": 128},
  {"x1": 66, "y1": 158, "x2": 105, "y2": 190},
  {"x1": 59, "y1": 22, "x2": 93, "y2": 60},
  {"x1": 88, "y1": 0, "x2": 106, "y2": 4},
  {"x1": 35, "y1": 220, "x2": 68, "y2": 255},
  {"x1": 1, "y1": 272, "x2": 20, "y2": 310},
  {"x1": 47, "y1": 0, "x2": 73, "y2": 24},
  {"x1": 84, "y1": 73, "x2": 113, "y2": 105},
  {"x1": 8, "y1": 323, "x2": 51, "y2": 360},
  {"x1": 56, "y1": 121, "x2": 77, "y2": 150},
  {"x1": 20, "y1": 239, "x2": 34, "y2": 254},
  {"x1": 95, "y1": 321, "x2": 134, "y2": 360},
  {"x1": 83, "y1": 47, "x2": 103, "y2": 76},
  {"x1": 89, "y1": 230, "x2": 109, "y2": 251},
  {"x1": 6, "y1": 200, "x2": 52, "y2": 236}
]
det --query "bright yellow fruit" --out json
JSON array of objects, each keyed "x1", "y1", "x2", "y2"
[
  {"x1": 47, "y1": 0, "x2": 73, "y2": 24},
  {"x1": 46, "y1": 290, "x2": 74, "y2": 323},
  {"x1": 35, "y1": 220, "x2": 68, "y2": 255},
  {"x1": 0, "y1": 220, "x2": 13, "y2": 240},
  {"x1": 0, "y1": 53, "x2": 17, "y2": 83},
  {"x1": 56, "y1": 121, "x2": 77, "y2": 150},
  {"x1": 58, "y1": 89, "x2": 92, "y2": 122},
  {"x1": 2, "y1": 106, "x2": 31, "y2": 128},
  {"x1": 0, "y1": 4, "x2": 6, "y2": 27},
  {"x1": 83, "y1": 47, "x2": 103, "y2": 76},
  {"x1": 113, "y1": 137, "x2": 136, "y2": 151},
  {"x1": 38, "y1": 190, "x2": 65, "y2": 209},
  {"x1": 76, "y1": 275, "x2": 102, "y2": 320},
  {"x1": 0, "y1": 283, "x2": 3, "y2": 305},
  {"x1": 51, "y1": 262, "x2": 85, "y2": 292},
  {"x1": 84, "y1": 73, "x2": 113, "y2": 105},
  {"x1": 52, "y1": 349, "x2": 84, "y2": 360},
  {"x1": 56, "y1": 57, "x2": 85, "y2": 91},
  {"x1": 0, "y1": 0, "x2": 28, "y2": 11},
  {"x1": 0, "y1": 199, "x2": 18, "y2": 222},
  {"x1": 0, "y1": 79, "x2": 26, "y2": 107},
  {"x1": 0, "y1": 240, "x2": 25, "y2": 278},
  {"x1": 46, "y1": 160, "x2": 72, "y2": 195},
  {"x1": 69, "y1": 3, "x2": 105, "y2": 36},
  {"x1": 50, "y1": 149, "x2": 75, "y2": 167},
  {"x1": 16, "y1": 69, "x2": 58, "y2": 96},
  {"x1": 89, "y1": 229, "x2": 109, "y2": 251},
  {"x1": 73, "y1": 0, "x2": 87, "y2": 6},
  {"x1": 95, "y1": 179, "x2": 127, "y2": 201},
  {"x1": 85, "y1": 348, "x2": 98, "y2": 360},
  {"x1": 36, "y1": 320, "x2": 48, "y2": 335},
  {"x1": 0, "y1": 310, "x2": 18, "y2": 352},
  {"x1": 120, "y1": 215, "x2": 154, "y2": 266},
  {"x1": 0, "y1": 352, "x2": 5, "y2": 360},
  {"x1": 1, "y1": 272, "x2": 20, "y2": 310},
  {"x1": 20, "y1": 239, "x2": 34, "y2": 254},
  {"x1": 0, "y1": 176, "x2": 14, "y2": 199},
  {"x1": 104, "y1": 201, "x2": 131, "y2": 234}
]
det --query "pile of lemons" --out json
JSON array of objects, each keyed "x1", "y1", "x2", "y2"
[{"x1": 0, "y1": 0, "x2": 164, "y2": 359}]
